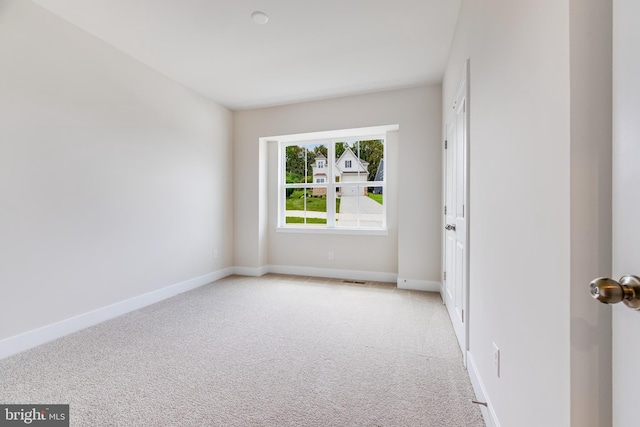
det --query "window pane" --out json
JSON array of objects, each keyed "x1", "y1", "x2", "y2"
[
  {"x1": 357, "y1": 139, "x2": 384, "y2": 182},
  {"x1": 336, "y1": 186, "x2": 384, "y2": 228},
  {"x1": 334, "y1": 139, "x2": 384, "y2": 184},
  {"x1": 284, "y1": 188, "x2": 327, "y2": 226},
  {"x1": 285, "y1": 144, "x2": 309, "y2": 184},
  {"x1": 285, "y1": 142, "x2": 329, "y2": 185}
]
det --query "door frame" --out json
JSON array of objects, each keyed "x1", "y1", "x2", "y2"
[{"x1": 443, "y1": 59, "x2": 471, "y2": 364}]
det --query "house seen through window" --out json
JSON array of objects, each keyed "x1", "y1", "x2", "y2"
[{"x1": 280, "y1": 134, "x2": 385, "y2": 230}]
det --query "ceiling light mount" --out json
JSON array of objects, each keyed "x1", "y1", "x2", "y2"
[{"x1": 251, "y1": 11, "x2": 269, "y2": 25}]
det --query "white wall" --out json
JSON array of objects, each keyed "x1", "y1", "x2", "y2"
[
  {"x1": 443, "y1": 0, "x2": 612, "y2": 426},
  {"x1": 234, "y1": 86, "x2": 442, "y2": 283},
  {"x1": 444, "y1": 0, "x2": 571, "y2": 425},
  {"x1": 0, "y1": 1, "x2": 234, "y2": 343}
]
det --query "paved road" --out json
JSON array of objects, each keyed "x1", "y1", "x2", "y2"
[{"x1": 285, "y1": 210, "x2": 327, "y2": 219}]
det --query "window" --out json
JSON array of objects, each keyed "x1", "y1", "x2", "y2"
[{"x1": 279, "y1": 133, "x2": 386, "y2": 231}]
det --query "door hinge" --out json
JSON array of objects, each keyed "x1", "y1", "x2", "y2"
[
  {"x1": 445, "y1": 140, "x2": 448, "y2": 149},
  {"x1": 444, "y1": 205, "x2": 447, "y2": 215},
  {"x1": 444, "y1": 271, "x2": 447, "y2": 281},
  {"x1": 462, "y1": 309, "x2": 464, "y2": 323}
]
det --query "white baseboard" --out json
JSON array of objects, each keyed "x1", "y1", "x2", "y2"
[
  {"x1": 233, "y1": 265, "x2": 270, "y2": 277},
  {"x1": 235, "y1": 265, "x2": 431, "y2": 290},
  {"x1": 397, "y1": 278, "x2": 442, "y2": 292},
  {"x1": 0, "y1": 266, "x2": 431, "y2": 360},
  {"x1": 267, "y1": 264, "x2": 397, "y2": 283},
  {"x1": 0, "y1": 267, "x2": 235, "y2": 360},
  {"x1": 467, "y1": 352, "x2": 501, "y2": 427}
]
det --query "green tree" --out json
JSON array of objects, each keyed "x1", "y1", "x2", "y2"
[
  {"x1": 313, "y1": 144, "x2": 328, "y2": 158},
  {"x1": 358, "y1": 139, "x2": 384, "y2": 181},
  {"x1": 335, "y1": 142, "x2": 346, "y2": 159},
  {"x1": 285, "y1": 145, "x2": 305, "y2": 182}
]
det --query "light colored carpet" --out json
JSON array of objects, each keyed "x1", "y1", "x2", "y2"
[{"x1": 0, "y1": 274, "x2": 484, "y2": 426}]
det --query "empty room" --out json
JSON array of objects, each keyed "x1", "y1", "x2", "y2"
[{"x1": 1, "y1": 0, "x2": 637, "y2": 426}]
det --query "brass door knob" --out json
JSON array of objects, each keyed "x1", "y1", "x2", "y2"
[{"x1": 589, "y1": 275, "x2": 640, "y2": 310}]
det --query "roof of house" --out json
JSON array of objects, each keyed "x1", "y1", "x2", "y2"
[
  {"x1": 374, "y1": 159, "x2": 384, "y2": 181},
  {"x1": 335, "y1": 146, "x2": 368, "y2": 173}
]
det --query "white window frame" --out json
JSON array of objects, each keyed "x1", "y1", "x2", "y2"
[{"x1": 278, "y1": 133, "x2": 387, "y2": 234}]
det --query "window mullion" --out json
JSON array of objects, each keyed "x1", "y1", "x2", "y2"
[
  {"x1": 279, "y1": 141, "x2": 285, "y2": 227},
  {"x1": 326, "y1": 139, "x2": 336, "y2": 227}
]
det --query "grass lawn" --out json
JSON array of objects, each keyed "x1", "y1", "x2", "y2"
[
  {"x1": 286, "y1": 217, "x2": 326, "y2": 224},
  {"x1": 286, "y1": 195, "x2": 327, "y2": 212},
  {"x1": 368, "y1": 193, "x2": 383, "y2": 205},
  {"x1": 286, "y1": 190, "x2": 341, "y2": 212}
]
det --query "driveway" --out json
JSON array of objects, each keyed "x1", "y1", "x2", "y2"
[{"x1": 337, "y1": 195, "x2": 383, "y2": 227}]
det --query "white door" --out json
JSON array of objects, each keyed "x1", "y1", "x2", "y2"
[
  {"x1": 611, "y1": 1, "x2": 640, "y2": 424},
  {"x1": 444, "y1": 61, "x2": 469, "y2": 360}
]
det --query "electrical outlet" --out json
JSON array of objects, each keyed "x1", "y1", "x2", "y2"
[
  {"x1": 492, "y1": 343, "x2": 500, "y2": 378},
  {"x1": 214, "y1": 250, "x2": 219, "y2": 259},
  {"x1": 328, "y1": 251, "x2": 334, "y2": 260}
]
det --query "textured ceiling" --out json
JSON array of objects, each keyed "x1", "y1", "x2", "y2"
[{"x1": 32, "y1": 0, "x2": 462, "y2": 110}]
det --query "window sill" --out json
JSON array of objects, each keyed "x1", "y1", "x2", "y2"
[{"x1": 276, "y1": 226, "x2": 388, "y2": 236}]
